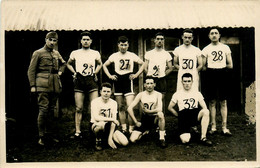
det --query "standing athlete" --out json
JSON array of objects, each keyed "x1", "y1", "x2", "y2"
[
  {"x1": 144, "y1": 32, "x2": 173, "y2": 112},
  {"x1": 103, "y1": 36, "x2": 144, "y2": 134},
  {"x1": 67, "y1": 31, "x2": 103, "y2": 139},
  {"x1": 91, "y1": 83, "x2": 128, "y2": 150},
  {"x1": 202, "y1": 27, "x2": 233, "y2": 136},
  {"x1": 168, "y1": 73, "x2": 212, "y2": 146},
  {"x1": 127, "y1": 76, "x2": 166, "y2": 148},
  {"x1": 173, "y1": 29, "x2": 203, "y2": 91}
]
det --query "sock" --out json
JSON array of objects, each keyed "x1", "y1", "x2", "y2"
[
  {"x1": 222, "y1": 122, "x2": 227, "y2": 130},
  {"x1": 211, "y1": 123, "x2": 216, "y2": 130},
  {"x1": 201, "y1": 135, "x2": 206, "y2": 140},
  {"x1": 121, "y1": 124, "x2": 127, "y2": 131},
  {"x1": 129, "y1": 125, "x2": 135, "y2": 132},
  {"x1": 75, "y1": 131, "x2": 81, "y2": 136},
  {"x1": 159, "y1": 130, "x2": 165, "y2": 140}
]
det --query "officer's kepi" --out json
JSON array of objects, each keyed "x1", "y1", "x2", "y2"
[{"x1": 46, "y1": 31, "x2": 58, "y2": 39}]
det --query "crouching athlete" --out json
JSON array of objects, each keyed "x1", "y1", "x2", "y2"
[
  {"x1": 90, "y1": 83, "x2": 129, "y2": 150},
  {"x1": 168, "y1": 73, "x2": 212, "y2": 146},
  {"x1": 127, "y1": 76, "x2": 166, "y2": 148}
]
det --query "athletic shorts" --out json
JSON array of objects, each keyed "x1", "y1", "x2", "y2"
[
  {"x1": 178, "y1": 108, "x2": 200, "y2": 134},
  {"x1": 114, "y1": 73, "x2": 134, "y2": 96},
  {"x1": 154, "y1": 76, "x2": 167, "y2": 93},
  {"x1": 74, "y1": 73, "x2": 98, "y2": 93},
  {"x1": 135, "y1": 113, "x2": 158, "y2": 133},
  {"x1": 90, "y1": 122, "x2": 112, "y2": 142},
  {"x1": 204, "y1": 68, "x2": 229, "y2": 100}
]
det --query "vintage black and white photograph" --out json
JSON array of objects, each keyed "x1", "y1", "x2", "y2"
[{"x1": 0, "y1": 0, "x2": 259, "y2": 168}]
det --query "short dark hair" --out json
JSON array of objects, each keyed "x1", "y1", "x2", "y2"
[
  {"x1": 144, "y1": 76, "x2": 156, "y2": 83},
  {"x1": 181, "y1": 73, "x2": 193, "y2": 81},
  {"x1": 155, "y1": 32, "x2": 164, "y2": 38},
  {"x1": 183, "y1": 28, "x2": 193, "y2": 35},
  {"x1": 209, "y1": 26, "x2": 221, "y2": 34},
  {"x1": 101, "y1": 82, "x2": 112, "y2": 90},
  {"x1": 118, "y1": 36, "x2": 128, "y2": 43},
  {"x1": 80, "y1": 31, "x2": 92, "y2": 39}
]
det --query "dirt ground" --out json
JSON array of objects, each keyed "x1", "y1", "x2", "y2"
[{"x1": 5, "y1": 109, "x2": 256, "y2": 163}]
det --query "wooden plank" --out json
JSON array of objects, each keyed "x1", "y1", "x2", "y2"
[
  {"x1": 240, "y1": 41, "x2": 244, "y2": 114},
  {"x1": 138, "y1": 32, "x2": 144, "y2": 117},
  {"x1": 138, "y1": 32, "x2": 144, "y2": 93}
]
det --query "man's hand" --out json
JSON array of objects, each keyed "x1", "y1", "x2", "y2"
[
  {"x1": 72, "y1": 72, "x2": 77, "y2": 82},
  {"x1": 31, "y1": 87, "x2": 36, "y2": 92},
  {"x1": 173, "y1": 111, "x2": 178, "y2": 117},
  {"x1": 113, "y1": 120, "x2": 120, "y2": 126},
  {"x1": 94, "y1": 74, "x2": 98, "y2": 82},
  {"x1": 109, "y1": 75, "x2": 118, "y2": 81},
  {"x1": 129, "y1": 74, "x2": 137, "y2": 80},
  {"x1": 135, "y1": 121, "x2": 142, "y2": 127},
  {"x1": 58, "y1": 71, "x2": 63, "y2": 76},
  {"x1": 108, "y1": 138, "x2": 117, "y2": 149}
]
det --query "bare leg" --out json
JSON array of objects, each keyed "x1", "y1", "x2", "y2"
[
  {"x1": 198, "y1": 109, "x2": 210, "y2": 139},
  {"x1": 209, "y1": 99, "x2": 217, "y2": 130},
  {"x1": 157, "y1": 112, "x2": 165, "y2": 131},
  {"x1": 115, "y1": 95, "x2": 126, "y2": 130},
  {"x1": 89, "y1": 90, "x2": 99, "y2": 115},
  {"x1": 74, "y1": 92, "x2": 85, "y2": 134},
  {"x1": 220, "y1": 100, "x2": 228, "y2": 129},
  {"x1": 157, "y1": 112, "x2": 166, "y2": 144},
  {"x1": 89, "y1": 90, "x2": 99, "y2": 102},
  {"x1": 125, "y1": 94, "x2": 135, "y2": 128},
  {"x1": 162, "y1": 93, "x2": 165, "y2": 114}
]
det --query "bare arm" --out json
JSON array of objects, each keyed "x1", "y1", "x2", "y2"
[
  {"x1": 144, "y1": 59, "x2": 149, "y2": 74},
  {"x1": 95, "y1": 58, "x2": 103, "y2": 74},
  {"x1": 165, "y1": 60, "x2": 173, "y2": 76},
  {"x1": 108, "y1": 122, "x2": 117, "y2": 149},
  {"x1": 198, "y1": 99, "x2": 208, "y2": 110},
  {"x1": 201, "y1": 54, "x2": 207, "y2": 71},
  {"x1": 173, "y1": 54, "x2": 179, "y2": 70},
  {"x1": 93, "y1": 58, "x2": 103, "y2": 81},
  {"x1": 67, "y1": 58, "x2": 76, "y2": 75},
  {"x1": 103, "y1": 60, "x2": 118, "y2": 81},
  {"x1": 127, "y1": 93, "x2": 142, "y2": 124},
  {"x1": 130, "y1": 59, "x2": 145, "y2": 80},
  {"x1": 168, "y1": 100, "x2": 178, "y2": 117},
  {"x1": 226, "y1": 53, "x2": 233, "y2": 69},
  {"x1": 197, "y1": 55, "x2": 203, "y2": 72}
]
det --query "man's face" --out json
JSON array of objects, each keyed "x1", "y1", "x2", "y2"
[
  {"x1": 144, "y1": 79, "x2": 156, "y2": 92},
  {"x1": 182, "y1": 32, "x2": 193, "y2": 46},
  {"x1": 81, "y1": 36, "x2": 92, "y2": 48},
  {"x1": 45, "y1": 38, "x2": 58, "y2": 49},
  {"x1": 182, "y1": 77, "x2": 193, "y2": 91},
  {"x1": 100, "y1": 87, "x2": 112, "y2": 100},
  {"x1": 209, "y1": 29, "x2": 220, "y2": 42},
  {"x1": 154, "y1": 35, "x2": 164, "y2": 48},
  {"x1": 118, "y1": 41, "x2": 129, "y2": 53}
]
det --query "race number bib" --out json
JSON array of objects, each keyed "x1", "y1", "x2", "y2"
[
  {"x1": 183, "y1": 98, "x2": 196, "y2": 109},
  {"x1": 143, "y1": 102, "x2": 155, "y2": 110},
  {"x1": 100, "y1": 108, "x2": 112, "y2": 118},
  {"x1": 182, "y1": 59, "x2": 194, "y2": 70},
  {"x1": 211, "y1": 50, "x2": 224, "y2": 61},
  {"x1": 82, "y1": 63, "x2": 94, "y2": 76},
  {"x1": 119, "y1": 59, "x2": 130, "y2": 71},
  {"x1": 153, "y1": 65, "x2": 160, "y2": 76}
]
